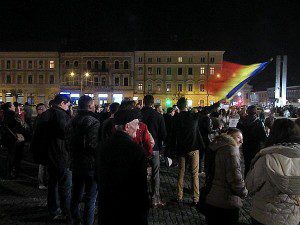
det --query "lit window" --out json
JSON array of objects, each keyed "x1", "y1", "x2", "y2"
[
  {"x1": 166, "y1": 67, "x2": 172, "y2": 75},
  {"x1": 200, "y1": 83, "x2": 205, "y2": 92},
  {"x1": 200, "y1": 67, "x2": 205, "y2": 74},
  {"x1": 138, "y1": 83, "x2": 143, "y2": 91},
  {"x1": 187, "y1": 100, "x2": 193, "y2": 107},
  {"x1": 178, "y1": 57, "x2": 183, "y2": 63},
  {"x1": 210, "y1": 67, "x2": 215, "y2": 75},
  {"x1": 188, "y1": 84, "x2": 193, "y2": 92},
  {"x1": 178, "y1": 84, "x2": 183, "y2": 92},
  {"x1": 166, "y1": 83, "x2": 171, "y2": 92},
  {"x1": 49, "y1": 60, "x2": 55, "y2": 69}
]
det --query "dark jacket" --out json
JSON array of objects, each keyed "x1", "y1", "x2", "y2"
[
  {"x1": 199, "y1": 115, "x2": 219, "y2": 148},
  {"x1": 206, "y1": 134, "x2": 248, "y2": 209},
  {"x1": 97, "y1": 131, "x2": 149, "y2": 225},
  {"x1": 100, "y1": 117, "x2": 115, "y2": 141},
  {"x1": 67, "y1": 110, "x2": 100, "y2": 173},
  {"x1": 141, "y1": 106, "x2": 167, "y2": 151},
  {"x1": 163, "y1": 113, "x2": 174, "y2": 148},
  {"x1": 32, "y1": 105, "x2": 70, "y2": 168},
  {"x1": 172, "y1": 111, "x2": 205, "y2": 156}
]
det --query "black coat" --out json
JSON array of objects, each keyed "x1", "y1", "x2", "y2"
[
  {"x1": 172, "y1": 111, "x2": 205, "y2": 156},
  {"x1": 141, "y1": 106, "x2": 167, "y2": 151},
  {"x1": 67, "y1": 110, "x2": 100, "y2": 173},
  {"x1": 32, "y1": 106, "x2": 70, "y2": 168},
  {"x1": 96, "y1": 131, "x2": 149, "y2": 225}
]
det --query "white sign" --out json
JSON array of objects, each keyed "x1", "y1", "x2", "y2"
[{"x1": 229, "y1": 119, "x2": 239, "y2": 128}]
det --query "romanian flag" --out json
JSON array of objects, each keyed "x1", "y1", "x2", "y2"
[{"x1": 207, "y1": 60, "x2": 270, "y2": 100}]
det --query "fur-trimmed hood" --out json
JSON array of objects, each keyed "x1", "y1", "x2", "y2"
[{"x1": 209, "y1": 133, "x2": 237, "y2": 152}]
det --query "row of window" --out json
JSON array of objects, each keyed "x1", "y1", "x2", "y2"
[
  {"x1": 66, "y1": 60, "x2": 130, "y2": 70},
  {"x1": 3, "y1": 60, "x2": 55, "y2": 70},
  {"x1": 67, "y1": 77, "x2": 130, "y2": 87},
  {"x1": 138, "y1": 67, "x2": 215, "y2": 75},
  {"x1": 137, "y1": 83, "x2": 205, "y2": 92},
  {"x1": 3, "y1": 74, "x2": 55, "y2": 84},
  {"x1": 138, "y1": 56, "x2": 215, "y2": 63}
]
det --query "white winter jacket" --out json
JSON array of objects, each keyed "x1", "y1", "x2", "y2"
[{"x1": 246, "y1": 144, "x2": 300, "y2": 225}]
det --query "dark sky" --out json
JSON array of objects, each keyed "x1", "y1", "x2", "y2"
[{"x1": 0, "y1": 0, "x2": 299, "y2": 89}]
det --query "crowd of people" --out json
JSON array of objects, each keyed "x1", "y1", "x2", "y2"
[{"x1": 0, "y1": 94, "x2": 300, "y2": 225}]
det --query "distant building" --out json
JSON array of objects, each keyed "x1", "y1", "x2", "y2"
[{"x1": 268, "y1": 86, "x2": 300, "y2": 105}]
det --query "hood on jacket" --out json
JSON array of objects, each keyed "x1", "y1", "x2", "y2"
[
  {"x1": 253, "y1": 144, "x2": 300, "y2": 195},
  {"x1": 209, "y1": 133, "x2": 237, "y2": 152}
]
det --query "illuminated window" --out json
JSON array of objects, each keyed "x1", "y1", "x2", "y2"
[
  {"x1": 200, "y1": 67, "x2": 205, "y2": 74},
  {"x1": 200, "y1": 83, "x2": 205, "y2": 92},
  {"x1": 178, "y1": 84, "x2": 183, "y2": 92},
  {"x1": 138, "y1": 83, "x2": 143, "y2": 91},
  {"x1": 210, "y1": 67, "x2": 215, "y2": 75},
  {"x1": 188, "y1": 84, "x2": 193, "y2": 92},
  {"x1": 178, "y1": 57, "x2": 183, "y2": 63},
  {"x1": 49, "y1": 60, "x2": 55, "y2": 69},
  {"x1": 166, "y1": 83, "x2": 171, "y2": 92}
]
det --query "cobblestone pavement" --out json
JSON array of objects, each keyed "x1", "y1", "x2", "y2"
[{"x1": 0, "y1": 149, "x2": 252, "y2": 225}]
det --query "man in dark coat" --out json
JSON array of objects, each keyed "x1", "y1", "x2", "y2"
[
  {"x1": 141, "y1": 95, "x2": 167, "y2": 207},
  {"x1": 172, "y1": 97, "x2": 205, "y2": 205},
  {"x1": 237, "y1": 105, "x2": 267, "y2": 175},
  {"x1": 33, "y1": 94, "x2": 72, "y2": 220},
  {"x1": 96, "y1": 109, "x2": 149, "y2": 225},
  {"x1": 67, "y1": 95, "x2": 99, "y2": 225}
]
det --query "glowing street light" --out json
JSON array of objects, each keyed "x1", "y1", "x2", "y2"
[
  {"x1": 216, "y1": 73, "x2": 221, "y2": 78},
  {"x1": 84, "y1": 72, "x2": 90, "y2": 77},
  {"x1": 70, "y1": 71, "x2": 75, "y2": 77}
]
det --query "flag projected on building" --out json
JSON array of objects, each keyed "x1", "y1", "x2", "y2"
[{"x1": 207, "y1": 60, "x2": 270, "y2": 100}]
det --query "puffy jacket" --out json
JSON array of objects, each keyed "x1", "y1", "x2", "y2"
[
  {"x1": 67, "y1": 110, "x2": 100, "y2": 172},
  {"x1": 246, "y1": 144, "x2": 300, "y2": 225},
  {"x1": 206, "y1": 134, "x2": 248, "y2": 209}
]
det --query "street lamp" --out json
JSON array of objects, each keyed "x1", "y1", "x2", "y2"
[{"x1": 69, "y1": 71, "x2": 90, "y2": 95}]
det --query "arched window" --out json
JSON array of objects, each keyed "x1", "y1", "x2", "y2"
[
  {"x1": 94, "y1": 61, "x2": 99, "y2": 69},
  {"x1": 124, "y1": 60, "x2": 129, "y2": 69},
  {"x1": 65, "y1": 61, "x2": 70, "y2": 68},
  {"x1": 101, "y1": 61, "x2": 106, "y2": 70},
  {"x1": 87, "y1": 61, "x2": 92, "y2": 69},
  {"x1": 114, "y1": 60, "x2": 120, "y2": 69},
  {"x1": 74, "y1": 61, "x2": 79, "y2": 67}
]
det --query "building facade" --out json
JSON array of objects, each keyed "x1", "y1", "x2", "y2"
[
  {"x1": 1, "y1": 51, "x2": 225, "y2": 107},
  {"x1": 0, "y1": 52, "x2": 60, "y2": 104}
]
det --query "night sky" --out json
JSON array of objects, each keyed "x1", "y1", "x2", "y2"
[{"x1": 0, "y1": 0, "x2": 299, "y2": 89}]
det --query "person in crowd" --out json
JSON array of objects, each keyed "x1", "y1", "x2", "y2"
[
  {"x1": 237, "y1": 105, "x2": 267, "y2": 175},
  {"x1": 23, "y1": 102, "x2": 33, "y2": 129},
  {"x1": 67, "y1": 95, "x2": 99, "y2": 225},
  {"x1": 219, "y1": 108, "x2": 229, "y2": 130},
  {"x1": 228, "y1": 107, "x2": 240, "y2": 120},
  {"x1": 1, "y1": 102, "x2": 27, "y2": 178},
  {"x1": 98, "y1": 103, "x2": 110, "y2": 124},
  {"x1": 172, "y1": 97, "x2": 205, "y2": 206},
  {"x1": 100, "y1": 102, "x2": 120, "y2": 142},
  {"x1": 96, "y1": 108, "x2": 149, "y2": 225},
  {"x1": 141, "y1": 95, "x2": 167, "y2": 207},
  {"x1": 33, "y1": 94, "x2": 72, "y2": 221},
  {"x1": 205, "y1": 128, "x2": 248, "y2": 225},
  {"x1": 264, "y1": 109, "x2": 276, "y2": 134},
  {"x1": 246, "y1": 119, "x2": 300, "y2": 225},
  {"x1": 155, "y1": 104, "x2": 164, "y2": 115},
  {"x1": 33, "y1": 103, "x2": 47, "y2": 190},
  {"x1": 163, "y1": 107, "x2": 176, "y2": 167}
]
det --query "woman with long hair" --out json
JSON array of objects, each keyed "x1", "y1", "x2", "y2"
[{"x1": 246, "y1": 119, "x2": 300, "y2": 225}]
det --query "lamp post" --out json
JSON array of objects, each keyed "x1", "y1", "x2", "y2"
[{"x1": 69, "y1": 71, "x2": 90, "y2": 96}]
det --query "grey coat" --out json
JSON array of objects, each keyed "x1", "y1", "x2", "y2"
[{"x1": 206, "y1": 134, "x2": 248, "y2": 209}]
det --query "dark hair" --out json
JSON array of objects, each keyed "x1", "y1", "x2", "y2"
[
  {"x1": 109, "y1": 102, "x2": 120, "y2": 114},
  {"x1": 177, "y1": 97, "x2": 187, "y2": 110},
  {"x1": 143, "y1": 95, "x2": 154, "y2": 106},
  {"x1": 219, "y1": 108, "x2": 226, "y2": 116},
  {"x1": 53, "y1": 94, "x2": 70, "y2": 106},
  {"x1": 48, "y1": 99, "x2": 54, "y2": 108},
  {"x1": 120, "y1": 100, "x2": 135, "y2": 110},
  {"x1": 167, "y1": 107, "x2": 174, "y2": 114},
  {"x1": 36, "y1": 103, "x2": 45, "y2": 111},
  {"x1": 247, "y1": 105, "x2": 257, "y2": 116},
  {"x1": 13, "y1": 102, "x2": 19, "y2": 108},
  {"x1": 2, "y1": 102, "x2": 12, "y2": 111},
  {"x1": 25, "y1": 102, "x2": 29, "y2": 106},
  {"x1": 78, "y1": 95, "x2": 93, "y2": 110},
  {"x1": 227, "y1": 127, "x2": 241, "y2": 136},
  {"x1": 267, "y1": 119, "x2": 300, "y2": 146}
]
